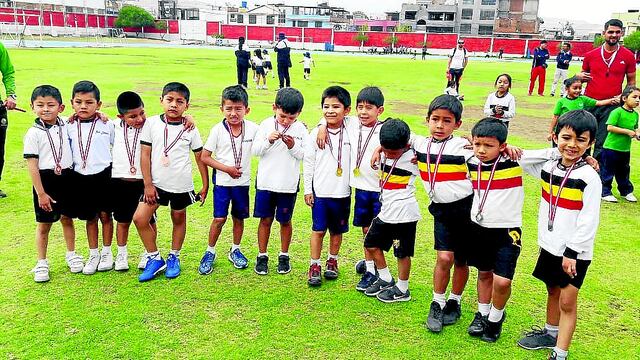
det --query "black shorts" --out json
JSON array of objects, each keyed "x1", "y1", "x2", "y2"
[
  {"x1": 69, "y1": 166, "x2": 112, "y2": 220},
  {"x1": 256, "y1": 66, "x2": 265, "y2": 76},
  {"x1": 364, "y1": 217, "x2": 417, "y2": 259},
  {"x1": 429, "y1": 194, "x2": 473, "y2": 264},
  {"x1": 467, "y1": 223, "x2": 522, "y2": 280},
  {"x1": 33, "y1": 168, "x2": 74, "y2": 223},
  {"x1": 264, "y1": 61, "x2": 272, "y2": 70},
  {"x1": 111, "y1": 178, "x2": 146, "y2": 223},
  {"x1": 304, "y1": 68, "x2": 311, "y2": 74},
  {"x1": 156, "y1": 187, "x2": 199, "y2": 211},
  {"x1": 533, "y1": 248, "x2": 591, "y2": 289}
]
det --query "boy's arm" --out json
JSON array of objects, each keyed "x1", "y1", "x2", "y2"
[
  {"x1": 302, "y1": 135, "x2": 316, "y2": 206},
  {"x1": 519, "y1": 148, "x2": 560, "y2": 178},
  {"x1": 27, "y1": 158, "x2": 55, "y2": 212},
  {"x1": 194, "y1": 149, "x2": 209, "y2": 205},
  {"x1": 548, "y1": 115, "x2": 559, "y2": 141},
  {"x1": 483, "y1": 96, "x2": 493, "y2": 117},
  {"x1": 252, "y1": 126, "x2": 275, "y2": 156},
  {"x1": 286, "y1": 130, "x2": 306, "y2": 160},
  {"x1": 140, "y1": 144, "x2": 157, "y2": 205},
  {"x1": 563, "y1": 177, "x2": 601, "y2": 270}
]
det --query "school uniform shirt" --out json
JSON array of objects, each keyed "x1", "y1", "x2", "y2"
[
  {"x1": 66, "y1": 117, "x2": 115, "y2": 175},
  {"x1": 553, "y1": 96, "x2": 597, "y2": 117},
  {"x1": 378, "y1": 149, "x2": 421, "y2": 224},
  {"x1": 303, "y1": 126, "x2": 351, "y2": 198},
  {"x1": 303, "y1": 57, "x2": 313, "y2": 69},
  {"x1": 582, "y1": 46, "x2": 636, "y2": 100},
  {"x1": 556, "y1": 50, "x2": 572, "y2": 70},
  {"x1": 112, "y1": 120, "x2": 144, "y2": 179},
  {"x1": 23, "y1": 118, "x2": 73, "y2": 170},
  {"x1": 449, "y1": 47, "x2": 467, "y2": 69},
  {"x1": 263, "y1": 54, "x2": 271, "y2": 62},
  {"x1": 252, "y1": 56, "x2": 264, "y2": 67},
  {"x1": 483, "y1": 92, "x2": 516, "y2": 122},
  {"x1": 412, "y1": 135, "x2": 473, "y2": 204},
  {"x1": 603, "y1": 107, "x2": 639, "y2": 152},
  {"x1": 140, "y1": 115, "x2": 203, "y2": 193},
  {"x1": 203, "y1": 119, "x2": 258, "y2": 187},
  {"x1": 344, "y1": 116, "x2": 382, "y2": 192},
  {"x1": 253, "y1": 116, "x2": 307, "y2": 193}
]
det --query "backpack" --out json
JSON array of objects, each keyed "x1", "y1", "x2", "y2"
[{"x1": 452, "y1": 47, "x2": 467, "y2": 58}]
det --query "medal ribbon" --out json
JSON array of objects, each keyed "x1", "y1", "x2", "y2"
[
  {"x1": 475, "y1": 158, "x2": 501, "y2": 218},
  {"x1": 426, "y1": 136, "x2": 449, "y2": 195},
  {"x1": 40, "y1": 118, "x2": 64, "y2": 171},
  {"x1": 77, "y1": 115, "x2": 98, "y2": 169},
  {"x1": 548, "y1": 161, "x2": 577, "y2": 230},
  {"x1": 600, "y1": 45, "x2": 619, "y2": 76},
  {"x1": 379, "y1": 155, "x2": 401, "y2": 192},
  {"x1": 124, "y1": 123, "x2": 141, "y2": 173},
  {"x1": 226, "y1": 120, "x2": 245, "y2": 169},
  {"x1": 326, "y1": 124, "x2": 344, "y2": 172},
  {"x1": 163, "y1": 115, "x2": 186, "y2": 157},
  {"x1": 274, "y1": 117, "x2": 291, "y2": 135},
  {"x1": 355, "y1": 121, "x2": 380, "y2": 170}
]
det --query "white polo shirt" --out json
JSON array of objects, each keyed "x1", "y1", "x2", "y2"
[
  {"x1": 203, "y1": 119, "x2": 258, "y2": 187},
  {"x1": 112, "y1": 120, "x2": 144, "y2": 179},
  {"x1": 23, "y1": 118, "x2": 74, "y2": 171},
  {"x1": 449, "y1": 46, "x2": 468, "y2": 69},
  {"x1": 66, "y1": 117, "x2": 115, "y2": 175}
]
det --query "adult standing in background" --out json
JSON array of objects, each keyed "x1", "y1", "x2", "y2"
[
  {"x1": 274, "y1": 32, "x2": 292, "y2": 89},
  {"x1": 0, "y1": 41, "x2": 16, "y2": 199},
  {"x1": 550, "y1": 42, "x2": 573, "y2": 97},
  {"x1": 447, "y1": 39, "x2": 468, "y2": 93},
  {"x1": 235, "y1": 37, "x2": 251, "y2": 89},
  {"x1": 528, "y1": 40, "x2": 549, "y2": 96}
]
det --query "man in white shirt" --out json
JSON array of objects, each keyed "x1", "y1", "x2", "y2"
[{"x1": 447, "y1": 39, "x2": 469, "y2": 94}]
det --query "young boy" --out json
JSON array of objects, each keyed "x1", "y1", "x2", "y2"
[
  {"x1": 252, "y1": 87, "x2": 307, "y2": 275},
  {"x1": 517, "y1": 110, "x2": 602, "y2": 360},
  {"x1": 25, "y1": 85, "x2": 81, "y2": 282},
  {"x1": 364, "y1": 119, "x2": 420, "y2": 303},
  {"x1": 198, "y1": 85, "x2": 259, "y2": 274},
  {"x1": 304, "y1": 86, "x2": 352, "y2": 286},
  {"x1": 65, "y1": 80, "x2": 115, "y2": 275},
  {"x1": 133, "y1": 82, "x2": 209, "y2": 282}
]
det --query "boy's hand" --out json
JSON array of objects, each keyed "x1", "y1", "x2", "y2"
[
  {"x1": 304, "y1": 194, "x2": 314, "y2": 207},
  {"x1": 316, "y1": 124, "x2": 328, "y2": 149},
  {"x1": 198, "y1": 186, "x2": 208, "y2": 206},
  {"x1": 576, "y1": 72, "x2": 592, "y2": 82},
  {"x1": 502, "y1": 145, "x2": 523, "y2": 160},
  {"x1": 143, "y1": 184, "x2": 158, "y2": 205},
  {"x1": 370, "y1": 147, "x2": 382, "y2": 170},
  {"x1": 562, "y1": 256, "x2": 577, "y2": 278},
  {"x1": 628, "y1": 129, "x2": 637, "y2": 138},
  {"x1": 183, "y1": 115, "x2": 196, "y2": 131},
  {"x1": 281, "y1": 134, "x2": 295, "y2": 149},
  {"x1": 37, "y1": 193, "x2": 56, "y2": 212},
  {"x1": 610, "y1": 97, "x2": 620, "y2": 105},
  {"x1": 547, "y1": 132, "x2": 554, "y2": 142},
  {"x1": 584, "y1": 156, "x2": 599, "y2": 172},
  {"x1": 226, "y1": 165, "x2": 243, "y2": 179},
  {"x1": 268, "y1": 131, "x2": 281, "y2": 144},
  {"x1": 635, "y1": 130, "x2": 640, "y2": 140}
]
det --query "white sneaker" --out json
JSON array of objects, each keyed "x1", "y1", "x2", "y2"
[
  {"x1": 83, "y1": 253, "x2": 100, "y2": 275},
  {"x1": 32, "y1": 261, "x2": 50, "y2": 283},
  {"x1": 263, "y1": 85, "x2": 268, "y2": 90},
  {"x1": 98, "y1": 251, "x2": 114, "y2": 271},
  {"x1": 602, "y1": 195, "x2": 618, "y2": 202},
  {"x1": 138, "y1": 252, "x2": 149, "y2": 270},
  {"x1": 115, "y1": 252, "x2": 129, "y2": 271},
  {"x1": 66, "y1": 254, "x2": 84, "y2": 273},
  {"x1": 624, "y1": 193, "x2": 638, "y2": 202}
]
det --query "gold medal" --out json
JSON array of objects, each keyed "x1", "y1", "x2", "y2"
[
  {"x1": 336, "y1": 167, "x2": 343, "y2": 177},
  {"x1": 353, "y1": 168, "x2": 360, "y2": 177}
]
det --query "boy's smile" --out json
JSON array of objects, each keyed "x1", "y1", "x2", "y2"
[
  {"x1": 356, "y1": 102, "x2": 382, "y2": 127},
  {"x1": 553, "y1": 127, "x2": 592, "y2": 166},
  {"x1": 322, "y1": 96, "x2": 350, "y2": 129}
]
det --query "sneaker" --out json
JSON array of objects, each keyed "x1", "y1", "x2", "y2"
[
  {"x1": 364, "y1": 277, "x2": 395, "y2": 297},
  {"x1": 307, "y1": 263, "x2": 322, "y2": 287},
  {"x1": 277, "y1": 254, "x2": 291, "y2": 274},
  {"x1": 82, "y1": 253, "x2": 100, "y2": 275},
  {"x1": 356, "y1": 271, "x2": 378, "y2": 292},
  {"x1": 468, "y1": 312, "x2": 487, "y2": 337},
  {"x1": 32, "y1": 261, "x2": 50, "y2": 283},
  {"x1": 517, "y1": 326, "x2": 557, "y2": 350},
  {"x1": 114, "y1": 253, "x2": 129, "y2": 271},
  {"x1": 138, "y1": 252, "x2": 148, "y2": 270},
  {"x1": 255, "y1": 255, "x2": 268, "y2": 275},
  {"x1": 66, "y1": 254, "x2": 84, "y2": 273},
  {"x1": 602, "y1": 195, "x2": 618, "y2": 202},
  {"x1": 548, "y1": 350, "x2": 560, "y2": 360},
  {"x1": 0, "y1": 189, "x2": 6, "y2": 198},
  {"x1": 263, "y1": 85, "x2": 268, "y2": 90},
  {"x1": 550, "y1": 93, "x2": 555, "y2": 97},
  {"x1": 354, "y1": 259, "x2": 366, "y2": 275},
  {"x1": 442, "y1": 299, "x2": 462, "y2": 326},
  {"x1": 228, "y1": 248, "x2": 249, "y2": 269},
  {"x1": 426, "y1": 301, "x2": 444, "y2": 333},
  {"x1": 324, "y1": 258, "x2": 338, "y2": 280},
  {"x1": 165, "y1": 254, "x2": 181, "y2": 279},
  {"x1": 481, "y1": 313, "x2": 506, "y2": 343},
  {"x1": 624, "y1": 193, "x2": 638, "y2": 202},
  {"x1": 198, "y1": 251, "x2": 216, "y2": 275},
  {"x1": 138, "y1": 256, "x2": 166, "y2": 282},
  {"x1": 97, "y1": 251, "x2": 114, "y2": 271},
  {"x1": 376, "y1": 285, "x2": 411, "y2": 303}
]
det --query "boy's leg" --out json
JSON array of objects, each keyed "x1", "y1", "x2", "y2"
[
  {"x1": 208, "y1": 217, "x2": 227, "y2": 247},
  {"x1": 310, "y1": 231, "x2": 325, "y2": 260},
  {"x1": 60, "y1": 215, "x2": 76, "y2": 252},
  {"x1": 133, "y1": 202, "x2": 161, "y2": 253},
  {"x1": 538, "y1": 67, "x2": 547, "y2": 95},
  {"x1": 86, "y1": 217, "x2": 99, "y2": 250},
  {"x1": 551, "y1": 69, "x2": 560, "y2": 95},
  {"x1": 257, "y1": 217, "x2": 273, "y2": 253},
  {"x1": 231, "y1": 216, "x2": 244, "y2": 246},
  {"x1": 99, "y1": 211, "x2": 114, "y2": 247},
  {"x1": 614, "y1": 151, "x2": 634, "y2": 197},
  {"x1": 518, "y1": 285, "x2": 560, "y2": 350},
  {"x1": 554, "y1": 285, "x2": 580, "y2": 359},
  {"x1": 116, "y1": 222, "x2": 130, "y2": 247},
  {"x1": 279, "y1": 221, "x2": 292, "y2": 253},
  {"x1": 599, "y1": 150, "x2": 616, "y2": 197},
  {"x1": 170, "y1": 208, "x2": 187, "y2": 252},
  {"x1": 559, "y1": 70, "x2": 568, "y2": 96},
  {"x1": 36, "y1": 223, "x2": 53, "y2": 260}
]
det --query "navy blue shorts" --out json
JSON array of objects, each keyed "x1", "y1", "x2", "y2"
[
  {"x1": 353, "y1": 188, "x2": 381, "y2": 227},
  {"x1": 253, "y1": 189, "x2": 297, "y2": 223},
  {"x1": 312, "y1": 196, "x2": 351, "y2": 234},
  {"x1": 213, "y1": 185, "x2": 250, "y2": 219}
]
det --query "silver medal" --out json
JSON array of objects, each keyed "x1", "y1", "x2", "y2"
[{"x1": 475, "y1": 212, "x2": 483, "y2": 222}]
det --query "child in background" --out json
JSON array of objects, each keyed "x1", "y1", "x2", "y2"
[
  {"x1": 483, "y1": 74, "x2": 516, "y2": 127},
  {"x1": 600, "y1": 85, "x2": 640, "y2": 203},
  {"x1": 301, "y1": 52, "x2": 315, "y2": 80},
  {"x1": 252, "y1": 49, "x2": 267, "y2": 90},
  {"x1": 262, "y1": 49, "x2": 274, "y2": 78},
  {"x1": 444, "y1": 78, "x2": 464, "y2": 101}
]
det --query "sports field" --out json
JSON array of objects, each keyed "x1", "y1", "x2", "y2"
[{"x1": 0, "y1": 48, "x2": 638, "y2": 359}]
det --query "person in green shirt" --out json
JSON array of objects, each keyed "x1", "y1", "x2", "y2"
[
  {"x1": 600, "y1": 86, "x2": 640, "y2": 202},
  {"x1": 548, "y1": 76, "x2": 617, "y2": 145},
  {"x1": 0, "y1": 41, "x2": 16, "y2": 198}
]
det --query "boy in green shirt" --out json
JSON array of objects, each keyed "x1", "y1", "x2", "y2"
[{"x1": 0, "y1": 41, "x2": 16, "y2": 198}]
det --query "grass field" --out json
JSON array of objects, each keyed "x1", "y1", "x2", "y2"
[{"x1": 0, "y1": 48, "x2": 639, "y2": 359}]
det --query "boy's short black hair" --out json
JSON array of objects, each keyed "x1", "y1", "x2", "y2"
[
  {"x1": 321, "y1": 85, "x2": 351, "y2": 108},
  {"x1": 562, "y1": 42, "x2": 572, "y2": 49},
  {"x1": 275, "y1": 87, "x2": 304, "y2": 114},
  {"x1": 380, "y1": 118, "x2": 410, "y2": 150},
  {"x1": 31, "y1": 85, "x2": 62, "y2": 104},
  {"x1": 162, "y1": 82, "x2": 190, "y2": 102},
  {"x1": 563, "y1": 76, "x2": 581, "y2": 88},
  {"x1": 72, "y1": 80, "x2": 100, "y2": 101},
  {"x1": 221, "y1": 85, "x2": 249, "y2": 107},
  {"x1": 428, "y1": 94, "x2": 463, "y2": 122},
  {"x1": 604, "y1": 19, "x2": 623, "y2": 30},
  {"x1": 472, "y1": 117, "x2": 508, "y2": 144},
  {"x1": 555, "y1": 110, "x2": 597, "y2": 142},
  {"x1": 116, "y1": 91, "x2": 144, "y2": 115},
  {"x1": 356, "y1": 86, "x2": 384, "y2": 107}
]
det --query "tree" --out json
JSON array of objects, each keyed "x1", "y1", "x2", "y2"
[
  {"x1": 354, "y1": 32, "x2": 369, "y2": 51},
  {"x1": 384, "y1": 35, "x2": 399, "y2": 49},
  {"x1": 623, "y1": 30, "x2": 640, "y2": 52},
  {"x1": 115, "y1": 5, "x2": 156, "y2": 37},
  {"x1": 593, "y1": 34, "x2": 604, "y2": 47}
]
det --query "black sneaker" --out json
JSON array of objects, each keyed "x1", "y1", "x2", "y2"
[
  {"x1": 426, "y1": 301, "x2": 444, "y2": 333},
  {"x1": 364, "y1": 277, "x2": 395, "y2": 297},
  {"x1": 376, "y1": 285, "x2": 411, "y2": 303},
  {"x1": 442, "y1": 299, "x2": 461, "y2": 326},
  {"x1": 481, "y1": 313, "x2": 506, "y2": 343},
  {"x1": 0, "y1": 189, "x2": 6, "y2": 198},
  {"x1": 517, "y1": 326, "x2": 557, "y2": 350},
  {"x1": 356, "y1": 271, "x2": 378, "y2": 292},
  {"x1": 550, "y1": 93, "x2": 555, "y2": 97},
  {"x1": 277, "y1": 254, "x2": 291, "y2": 274},
  {"x1": 354, "y1": 259, "x2": 366, "y2": 275},
  {"x1": 254, "y1": 255, "x2": 268, "y2": 275},
  {"x1": 468, "y1": 312, "x2": 486, "y2": 337}
]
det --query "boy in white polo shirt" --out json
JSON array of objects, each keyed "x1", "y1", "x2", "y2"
[
  {"x1": 133, "y1": 82, "x2": 209, "y2": 282},
  {"x1": 198, "y1": 85, "x2": 259, "y2": 274}
]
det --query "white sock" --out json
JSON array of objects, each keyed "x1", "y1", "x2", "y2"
[
  {"x1": 89, "y1": 248, "x2": 99, "y2": 257},
  {"x1": 478, "y1": 302, "x2": 491, "y2": 316},
  {"x1": 101, "y1": 245, "x2": 111, "y2": 254},
  {"x1": 488, "y1": 305, "x2": 505, "y2": 323},
  {"x1": 207, "y1": 245, "x2": 216, "y2": 254},
  {"x1": 553, "y1": 347, "x2": 568, "y2": 360},
  {"x1": 259, "y1": 252, "x2": 268, "y2": 258},
  {"x1": 448, "y1": 292, "x2": 462, "y2": 304},
  {"x1": 365, "y1": 260, "x2": 375, "y2": 274},
  {"x1": 328, "y1": 254, "x2": 338, "y2": 260},
  {"x1": 170, "y1": 249, "x2": 180, "y2": 257},
  {"x1": 65, "y1": 251, "x2": 76, "y2": 259},
  {"x1": 279, "y1": 252, "x2": 288, "y2": 257},
  {"x1": 433, "y1": 292, "x2": 446, "y2": 309},
  {"x1": 310, "y1": 258, "x2": 321, "y2": 266},
  {"x1": 37, "y1": 259, "x2": 48, "y2": 266},
  {"x1": 148, "y1": 251, "x2": 160, "y2": 259},
  {"x1": 231, "y1": 244, "x2": 240, "y2": 251},
  {"x1": 117, "y1": 245, "x2": 127, "y2": 255},
  {"x1": 545, "y1": 323, "x2": 559, "y2": 338},
  {"x1": 377, "y1": 267, "x2": 392, "y2": 282},
  {"x1": 396, "y1": 279, "x2": 409, "y2": 293}
]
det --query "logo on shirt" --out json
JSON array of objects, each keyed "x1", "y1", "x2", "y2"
[{"x1": 392, "y1": 239, "x2": 400, "y2": 249}]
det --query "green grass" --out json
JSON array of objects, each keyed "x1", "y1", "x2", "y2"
[{"x1": 1, "y1": 48, "x2": 639, "y2": 359}]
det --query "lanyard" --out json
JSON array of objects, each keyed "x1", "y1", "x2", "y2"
[
  {"x1": 475, "y1": 158, "x2": 500, "y2": 222},
  {"x1": 274, "y1": 117, "x2": 291, "y2": 135},
  {"x1": 326, "y1": 124, "x2": 345, "y2": 177},
  {"x1": 40, "y1": 118, "x2": 64, "y2": 175},
  {"x1": 162, "y1": 115, "x2": 186, "y2": 157},
  {"x1": 77, "y1": 116, "x2": 97, "y2": 170},
  {"x1": 123, "y1": 123, "x2": 141, "y2": 175},
  {"x1": 547, "y1": 161, "x2": 577, "y2": 231},
  {"x1": 379, "y1": 155, "x2": 401, "y2": 194},
  {"x1": 601, "y1": 45, "x2": 619, "y2": 77},
  {"x1": 226, "y1": 120, "x2": 245, "y2": 169},
  {"x1": 425, "y1": 136, "x2": 449, "y2": 199},
  {"x1": 354, "y1": 121, "x2": 380, "y2": 176}
]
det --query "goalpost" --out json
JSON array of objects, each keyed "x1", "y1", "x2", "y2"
[
  {"x1": 0, "y1": 11, "x2": 43, "y2": 47},
  {"x1": 282, "y1": 35, "x2": 313, "y2": 49}
]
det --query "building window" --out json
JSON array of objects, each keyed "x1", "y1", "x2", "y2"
[
  {"x1": 481, "y1": 0, "x2": 496, "y2": 5},
  {"x1": 249, "y1": 15, "x2": 256, "y2": 24},
  {"x1": 478, "y1": 25, "x2": 493, "y2": 35},
  {"x1": 293, "y1": 6, "x2": 299, "y2": 15},
  {"x1": 298, "y1": 20, "x2": 308, "y2": 27},
  {"x1": 426, "y1": 26, "x2": 454, "y2": 33},
  {"x1": 386, "y1": 26, "x2": 396, "y2": 32},
  {"x1": 460, "y1": 23, "x2": 472, "y2": 34},
  {"x1": 405, "y1": 11, "x2": 416, "y2": 20},
  {"x1": 370, "y1": 26, "x2": 383, "y2": 31},
  {"x1": 480, "y1": 10, "x2": 494, "y2": 20},
  {"x1": 428, "y1": 12, "x2": 444, "y2": 21},
  {"x1": 278, "y1": 14, "x2": 285, "y2": 24},
  {"x1": 315, "y1": 21, "x2": 323, "y2": 28},
  {"x1": 267, "y1": 15, "x2": 275, "y2": 25},
  {"x1": 236, "y1": 14, "x2": 243, "y2": 23},
  {"x1": 461, "y1": 9, "x2": 473, "y2": 20},
  {"x1": 444, "y1": 13, "x2": 455, "y2": 21},
  {"x1": 462, "y1": 0, "x2": 474, "y2": 4}
]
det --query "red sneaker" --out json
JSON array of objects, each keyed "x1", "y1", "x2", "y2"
[
  {"x1": 308, "y1": 263, "x2": 322, "y2": 287},
  {"x1": 324, "y1": 258, "x2": 339, "y2": 280}
]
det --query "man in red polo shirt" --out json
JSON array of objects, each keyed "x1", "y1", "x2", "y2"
[{"x1": 579, "y1": 19, "x2": 636, "y2": 159}]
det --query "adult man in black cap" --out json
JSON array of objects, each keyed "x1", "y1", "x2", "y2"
[{"x1": 274, "y1": 32, "x2": 292, "y2": 89}]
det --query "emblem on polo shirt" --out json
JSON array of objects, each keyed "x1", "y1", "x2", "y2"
[{"x1": 393, "y1": 239, "x2": 400, "y2": 249}]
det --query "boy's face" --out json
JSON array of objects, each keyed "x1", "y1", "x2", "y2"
[
  {"x1": 567, "y1": 82, "x2": 582, "y2": 99},
  {"x1": 117, "y1": 106, "x2": 146, "y2": 129},
  {"x1": 427, "y1": 109, "x2": 461, "y2": 140},
  {"x1": 221, "y1": 100, "x2": 250, "y2": 126},
  {"x1": 553, "y1": 127, "x2": 592, "y2": 165},
  {"x1": 472, "y1": 136, "x2": 506, "y2": 163},
  {"x1": 356, "y1": 101, "x2": 383, "y2": 126},
  {"x1": 496, "y1": 76, "x2": 510, "y2": 93},
  {"x1": 272, "y1": 105, "x2": 299, "y2": 127},
  {"x1": 381, "y1": 145, "x2": 408, "y2": 159},
  {"x1": 71, "y1": 92, "x2": 101, "y2": 120},
  {"x1": 32, "y1": 96, "x2": 64, "y2": 123},
  {"x1": 161, "y1": 91, "x2": 189, "y2": 120},
  {"x1": 322, "y1": 96, "x2": 350, "y2": 127},
  {"x1": 562, "y1": 44, "x2": 570, "y2": 52}
]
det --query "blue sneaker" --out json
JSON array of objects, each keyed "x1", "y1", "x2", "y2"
[
  {"x1": 138, "y1": 256, "x2": 166, "y2": 282},
  {"x1": 356, "y1": 271, "x2": 378, "y2": 292},
  {"x1": 165, "y1": 254, "x2": 181, "y2": 279},
  {"x1": 228, "y1": 248, "x2": 249, "y2": 269},
  {"x1": 198, "y1": 251, "x2": 216, "y2": 275}
]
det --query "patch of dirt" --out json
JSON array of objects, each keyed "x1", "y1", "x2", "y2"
[
  {"x1": 460, "y1": 105, "x2": 551, "y2": 141},
  {"x1": 518, "y1": 102, "x2": 555, "y2": 111},
  {"x1": 388, "y1": 100, "x2": 426, "y2": 115},
  {"x1": 133, "y1": 81, "x2": 164, "y2": 94}
]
